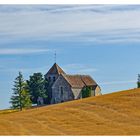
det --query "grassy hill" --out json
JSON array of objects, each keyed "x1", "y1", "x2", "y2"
[{"x1": 1, "y1": 88, "x2": 140, "y2": 135}]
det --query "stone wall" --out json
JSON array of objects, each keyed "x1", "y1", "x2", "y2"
[
  {"x1": 45, "y1": 73, "x2": 59, "y2": 85},
  {"x1": 95, "y1": 86, "x2": 102, "y2": 96},
  {"x1": 91, "y1": 89, "x2": 95, "y2": 96},
  {"x1": 71, "y1": 88, "x2": 82, "y2": 99},
  {"x1": 51, "y1": 75, "x2": 102, "y2": 104},
  {"x1": 45, "y1": 73, "x2": 60, "y2": 104},
  {"x1": 51, "y1": 75, "x2": 74, "y2": 104}
]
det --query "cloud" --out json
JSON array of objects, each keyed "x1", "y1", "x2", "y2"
[
  {"x1": 0, "y1": 66, "x2": 49, "y2": 73},
  {"x1": 0, "y1": 5, "x2": 140, "y2": 14},
  {"x1": 0, "y1": 5, "x2": 140, "y2": 44},
  {"x1": 100, "y1": 80, "x2": 136, "y2": 86},
  {"x1": 63, "y1": 63, "x2": 97, "y2": 74},
  {"x1": 0, "y1": 48, "x2": 49, "y2": 55}
]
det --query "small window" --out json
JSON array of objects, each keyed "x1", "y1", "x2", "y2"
[
  {"x1": 60, "y1": 87, "x2": 63, "y2": 96},
  {"x1": 53, "y1": 76, "x2": 56, "y2": 82}
]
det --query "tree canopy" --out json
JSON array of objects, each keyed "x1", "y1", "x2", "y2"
[
  {"x1": 82, "y1": 86, "x2": 92, "y2": 98},
  {"x1": 27, "y1": 72, "x2": 48, "y2": 105},
  {"x1": 137, "y1": 74, "x2": 140, "y2": 88}
]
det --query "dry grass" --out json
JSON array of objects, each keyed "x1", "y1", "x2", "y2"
[
  {"x1": 0, "y1": 109, "x2": 16, "y2": 114},
  {"x1": 1, "y1": 88, "x2": 140, "y2": 135}
]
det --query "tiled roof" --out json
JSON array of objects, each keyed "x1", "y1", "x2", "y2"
[
  {"x1": 46, "y1": 63, "x2": 65, "y2": 75},
  {"x1": 62, "y1": 74, "x2": 97, "y2": 88}
]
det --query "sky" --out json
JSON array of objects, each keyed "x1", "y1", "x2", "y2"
[{"x1": 0, "y1": 5, "x2": 140, "y2": 109}]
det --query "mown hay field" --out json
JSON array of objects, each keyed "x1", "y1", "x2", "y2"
[{"x1": 1, "y1": 88, "x2": 140, "y2": 135}]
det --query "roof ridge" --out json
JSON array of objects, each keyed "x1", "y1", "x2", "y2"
[
  {"x1": 45, "y1": 63, "x2": 65, "y2": 75},
  {"x1": 60, "y1": 73, "x2": 97, "y2": 88},
  {"x1": 60, "y1": 73, "x2": 72, "y2": 87},
  {"x1": 80, "y1": 75, "x2": 87, "y2": 86},
  {"x1": 55, "y1": 63, "x2": 60, "y2": 74}
]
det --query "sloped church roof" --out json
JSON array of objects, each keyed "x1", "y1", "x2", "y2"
[
  {"x1": 46, "y1": 63, "x2": 65, "y2": 75},
  {"x1": 46, "y1": 63, "x2": 99, "y2": 89},
  {"x1": 61, "y1": 74, "x2": 97, "y2": 88}
]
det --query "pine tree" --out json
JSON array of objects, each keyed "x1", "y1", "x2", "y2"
[
  {"x1": 10, "y1": 72, "x2": 32, "y2": 111},
  {"x1": 137, "y1": 74, "x2": 140, "y2": 88}
]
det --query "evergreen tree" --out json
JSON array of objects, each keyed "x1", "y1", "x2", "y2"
[
  {"x1": 27, "y1": 73, "x2": 48, "y2": 105},
  {"x1": 137, "y1": 74, "x2": 140, "y2": 88},
  {"x1": 10, "y1": 72, "x2": 32, "y2": 111},
  {"x1": 82, "y1": 86, "x2": 92, "y2": 98}
]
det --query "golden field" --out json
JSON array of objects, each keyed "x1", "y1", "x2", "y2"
[{"x1": 1, "y1": 88, "x2": 140, "y2": 135}]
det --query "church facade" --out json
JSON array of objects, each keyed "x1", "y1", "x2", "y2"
[{"x1": 45, "y1": 63, "x2": 101, "y2": 104}]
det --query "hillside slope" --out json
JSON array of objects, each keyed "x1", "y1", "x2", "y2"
[{"x1": 1, "y1": 88, "x2": 140, "y2": 135}]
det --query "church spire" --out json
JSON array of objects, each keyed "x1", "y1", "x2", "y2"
[
  {"x1": 45, "y1": 63, "x2": 65, "y2": 75},
  {"x1": 54, "y1": 50, "x2": 56, "y2": 63}
]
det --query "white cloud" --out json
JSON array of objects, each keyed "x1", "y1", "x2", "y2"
[
  {"x1": 63, "y1": 63, "x2": 97, "y2": 74},
  {"x1": 0, "y1": 5, "x2": 140, "y2": 44},
  {"x1": 100, "y1": 80, "x2": 136, "y2": 85},
  {"x1": 0, "y1": 66, "x2": 49, "y2": 74},
  {"x1": 0, "y1": 48, "x2": 49, "y2": 55}
]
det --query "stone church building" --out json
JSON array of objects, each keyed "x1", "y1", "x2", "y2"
[{"x1": 45, "y1": 63, "x2": 101, "y2": 104}]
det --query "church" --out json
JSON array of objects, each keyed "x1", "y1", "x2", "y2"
[{"x1": 45, "y1": 63, "x2": 101, "y2": 104}]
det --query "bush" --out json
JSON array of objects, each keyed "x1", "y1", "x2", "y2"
[{"x1": 82, "y1": 86, "x2": 92, "y2": 98}]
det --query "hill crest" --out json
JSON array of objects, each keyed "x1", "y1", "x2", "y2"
[{"x1": 1, "y1": 88, "x2": 140, "y2": 135}]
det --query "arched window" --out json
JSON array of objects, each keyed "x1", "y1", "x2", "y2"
[{"x1": 60, "y1": 87, "x2": 63, "y2": 97}]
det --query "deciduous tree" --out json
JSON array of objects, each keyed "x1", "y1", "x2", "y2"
[
  {"x1": 82, "y1": 86, "x2": 92, "y2": 98},
  {"x1": 27, "y1": 73, "x2": 48, "y2": 105}
]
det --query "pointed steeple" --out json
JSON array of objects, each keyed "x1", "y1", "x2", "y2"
[{"x1": 46, "y1": 63, "x2": 65, "y2": 75}]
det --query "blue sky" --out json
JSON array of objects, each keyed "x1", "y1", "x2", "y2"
[{"x1": 0, "y1": 5, "x2": 140, "y2": 109}]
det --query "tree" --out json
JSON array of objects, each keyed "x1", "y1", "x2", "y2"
[
  {"x1": 21, "y1": 82, "x2": 32, "y2": 108},
  {"x1": 82, "y1": 86, "x2": 92, "y2": 98},
  {"x1": 10, "y1": 72, "x2": 32, "y2": 111},
  {"x1": 27, "y1": 73, "x2": 48, "y2": 105},
  {"x1": 137, "y1": 74, "x2": 140, "y2": 88}
]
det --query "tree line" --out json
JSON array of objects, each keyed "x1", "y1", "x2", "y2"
[{"x1": 10, "y1": 72, "x2": 48, "y2": 111}]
